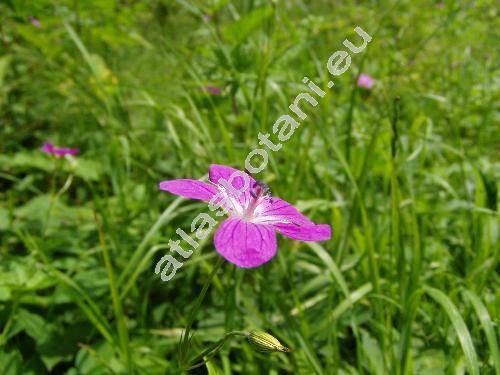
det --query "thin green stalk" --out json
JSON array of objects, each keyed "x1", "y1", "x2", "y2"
[
  {"x1": 179, "y1": 256, "x2": 225, "y2": 369},
  {"x1": 335, "y1": 121, "x2": 382, "y2": 264},
  {"x1": 42, "y1": 158, "x2": 66, "y2": 236},
  {"x1": 344, "y1": 0, "x2": 401, "y2": 161},
  {"x1": 398, "y1": 289, "x2": 424, "y2": 375},
  {"x1": 118, "y1": 196, "x2": 184, "y2": 299},
  {"x1": 389, "y1": 97, "x2": 403, "y2": 295},
  {"x1": 187, "y1": 331, "x2": 248, "y2": 370},
  {"x1": 95, "y1": 212, "x2": 132, "y2": 372}
]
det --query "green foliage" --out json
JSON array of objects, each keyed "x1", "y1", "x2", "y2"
[{"x1": 0, "y1": 0, "x2": 498, "y2": 374}]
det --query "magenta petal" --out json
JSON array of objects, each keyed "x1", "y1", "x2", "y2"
[
  {"x1": 357, "y1": 74, "x2": 374, "y2": 89},
  {"x1": 42, "y1": 142, "x2": 80, "y2": 156},
  {"x1": 159, "y1": 179, "x2": 218, "y2": 202},
  {"x1": 209, "y1": 164, "x2": 255, "y2": 207},
  {"x1": 273, "y1": 223, "x2": 331, "y2": 242},
  {"x1": 29, "y1": 16, "x2": 42, "y2": 28},
  {"x1": 209, "y1": 164, "x2": 255, "y2": 187},
  {"x1": 60, "y1": 147, "x2": 79, "y2": 155},
  {"x1": 257, "y1": 197, "x2": 314, "y2": 226},
  {"x1": 256, "y1": 197, "x2": 331, "y2": 241},
  {"x1": 53, "y1": 147, "x2": 79, "y2": 156},
  {"x1": 41, "y1": 142, "x2": 54, "y2": 153},
  {"x1": 214, "y1": 218, "x2": 277, "y2": 268}
]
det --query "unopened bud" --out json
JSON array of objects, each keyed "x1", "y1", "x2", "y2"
[{"x1": 247, "y1": 331, "x2": 290, "y2": 353}]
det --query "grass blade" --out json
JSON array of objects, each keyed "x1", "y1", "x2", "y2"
[
  {"x1": 424, "y1": 286, "x2": 480, "y2": 375},
  {"x1": 462, "y1": 289, "x2": 500, "y2": 373}
]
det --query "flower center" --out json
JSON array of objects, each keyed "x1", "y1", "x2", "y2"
[
  {"x1": 219, "y1": 179, "x2": 275, "y2": 222},
  {"x1": 249, "y1": 181, "x2": 273, "y2": 217},
  {"x1": 242, "y1": 195, "x2": 262, "y2": 220}
]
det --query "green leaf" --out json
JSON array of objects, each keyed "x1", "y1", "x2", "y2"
[
  {"x1": 0, "y1": 258, "x2": 54, "y2": 292},
  {"x1": 306, "y1": 242, "x2": 349, "y2": 296},
  {"x1": 0, "y1": 152, "x2": 53, "y2": 172},
  {"x1": 46, "y1": 266, "x2": 116, "y2": 345},
  {"x1": 462, "y1": 289, "x2": 500, "y2": 373},
  {"x1": 0, "y1": 207, "x2": 10, "y2": 231},
  {"x1": 0, "y1": 54, "x2": 11, "y2": 89},
  {"x1": 328, "y1": 283, "x2": 373, "y2": 323},
  {"x1": 223, "y1": 7, "x2": 274, "y2": 44},
  {"x1": 206, "y1": 360, "x2": 224, "y2": 375},
  {"x1": 476, "y1": 168, "x2": 497, "y2": 211},
  {"x1": 424, "y1": 287, "x2": 480, "y2": 375},
  {"x1": 74, "y1": 341, "x2": 126, "y2": 373},
  {"x1": 16, "y1": 310, "x2": 74, "y2": 371},
  {"x1": 70, "y1": 158, "x2": 103, "y2": 181},
  {"x1": 361, "y1": 330, "x2": 384, "y2": 375},
  {"x1": 0, "y1": 349, "x2": 23, "y2": 375}
]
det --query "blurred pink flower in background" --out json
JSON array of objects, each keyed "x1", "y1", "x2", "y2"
[
  {"x1": 436, "y1": 3, "x2": 445, "y2": 8},
  {"x1": 203, "y1": 14, "x2": 212, "y2": 21},
  {"x1": 357, "y1": 73, "x2": 374, "y2": 89},
  {"x1": 41, "y1": 142, "x2": 79, "y2": 157},
  {"x1": 199, "y1": 85, "x2": 221, "y2": 95},
  {"x1": 29, "y1": 16, "x2": 41, "y2": 28}
]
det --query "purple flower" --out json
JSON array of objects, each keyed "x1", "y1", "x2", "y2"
[
  {"x1": 41, "y1": 142, "x2": 79, "y2": 157},
  {"x1": 159, "y1": 165, "x2": 331, "y2": 268},
  {"x1": 29, "y1": 16, "x2": 41, "y2": 28},
  {"x1": 357, "y1": 74, "x2": 374, "y2": 89},
  {"x1": 436, "y1": 2, "x2": 444, "y2": 8},
  {"x1": 199, "y1": 85, "x2": 221, "y2": 95},
  {"x1": 203, "y1": 14, "x2": 212, "y2": 21}
]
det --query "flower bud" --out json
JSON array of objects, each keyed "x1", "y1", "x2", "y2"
[{"x1": 247, "y1": 331, "x2": 290, "y2": 353}]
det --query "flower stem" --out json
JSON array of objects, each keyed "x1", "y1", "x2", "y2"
[
  {"x1": 178, "y1": 256, "x2": 225, "y2": 368},
  {"x1": 95, "y1": 212, "x2": 132, "y2": 372},
  {"x1": 187, "y1": 331, "x2": 247, "y2": 370}
]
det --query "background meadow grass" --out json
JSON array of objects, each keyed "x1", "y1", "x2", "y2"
[{"x1": 0, "y1": 0, "x2": 498, "y2": 374}]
